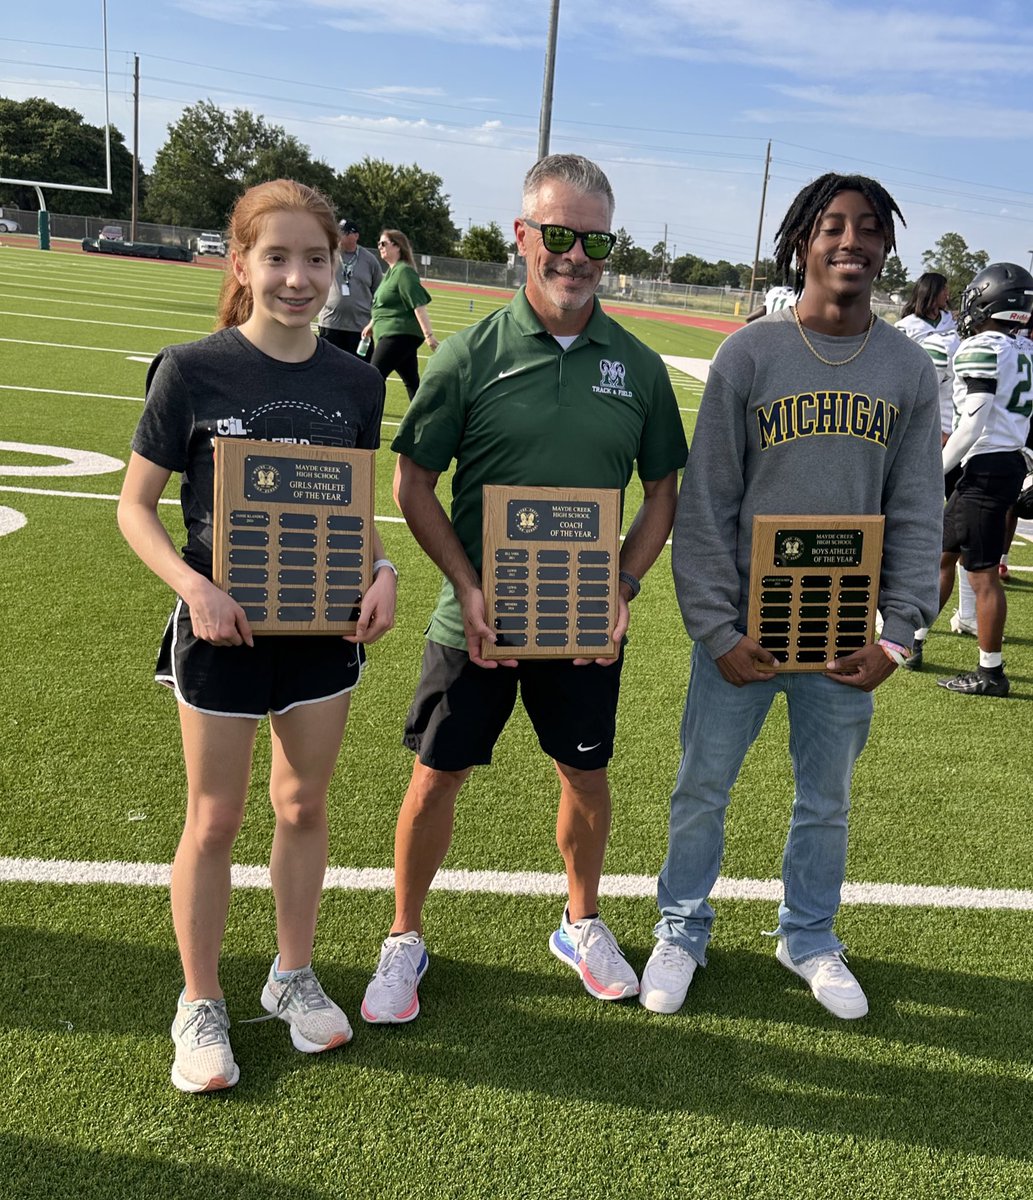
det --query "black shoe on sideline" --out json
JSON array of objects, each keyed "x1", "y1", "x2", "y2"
[{"x1": 936, "y1": 669, "x2": 1010, "y2": 697}]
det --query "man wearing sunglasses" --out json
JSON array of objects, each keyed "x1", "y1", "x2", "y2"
[{"x1": 361, "y1": 154, "x2": 687, "y2": 1025}]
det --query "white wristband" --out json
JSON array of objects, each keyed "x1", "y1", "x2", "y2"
[{"x1": 372, "y1": 558, "x2": 398, "y2": 579}]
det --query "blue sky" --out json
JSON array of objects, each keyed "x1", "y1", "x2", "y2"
[{"x1": 4, "y1": 0, "x2": 1033, "y2": 276}]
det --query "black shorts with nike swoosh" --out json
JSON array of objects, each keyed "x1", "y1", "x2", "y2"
[
  {"x1": 402, "y1": 640, "x2": 625, "y2": 772},
  {"x1": 942, "y1": 450, "x2": 1026, "y2": 570}
]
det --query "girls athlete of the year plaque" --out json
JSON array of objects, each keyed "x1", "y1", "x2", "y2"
[{"x1": 212, "y1": 438, "x2": 374, "y2": 635}]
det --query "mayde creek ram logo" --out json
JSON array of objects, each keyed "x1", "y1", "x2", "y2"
[
  {"x1": 251, "y1": 463, "x2": 281, "y2": 494},
  {"x1": 514, "y1": 506, "x2": 541, "y2": 534},
  {"x1": 779, "y1": 534, "x2": 804, "y2": 561},
  {"x1": 592, "y1": 358, "x2": 633, "y2": 398}
]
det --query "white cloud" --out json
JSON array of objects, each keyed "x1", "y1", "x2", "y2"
[
  {"x1": 748, "y1": 85, "x2": 1033, "y2": 141},
  {"x1": 308, "y1": 0, "x2": 542, "y2": 48},
  {"x1": 173, "y1": 0, "x2": 290, "y2": 31},
  {"x1": 365, "y1": 86, "x2": 447, "y2": 97},
  {"x1": 588, "y1": 0, "x2": 1033, "y2": 81}
]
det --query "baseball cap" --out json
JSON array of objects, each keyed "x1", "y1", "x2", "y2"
[{"x1": 338, "y1": 219, "x2": 359, "y2": 234}]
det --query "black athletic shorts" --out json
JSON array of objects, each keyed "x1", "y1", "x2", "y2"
[
  {"x1": 942, "y1": 451, "x2": 1027, "y2": 571},
  {"x1": 155, "y1": 599, "x2": 365, "y2": 717},
  {"x1": 402, "y1": 640, "x2": 625, "y2": 772}
]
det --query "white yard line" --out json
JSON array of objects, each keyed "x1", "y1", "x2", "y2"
[
  {"x1": 0, "y1": 383, "x2": 142, "y2": 402},
  {"x1": 0, "y1": 310, "x2": 208, "y2": 336},
  {"x1": 1, "y1": 856, "x2": 1030, "y2": 910},
  {"x1": 0, "y1": 336, "x2": 153, "y2": 356},
  {"x1": 0, "y1": 484, "x2": 409, "y2": 521}
]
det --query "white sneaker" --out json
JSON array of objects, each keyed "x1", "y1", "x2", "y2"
[
  {"x1": 775, "y1": 939, "x2": 868, "y2": 1019},
  {"x1": 171, "y1": 994, "x2": 239, "y2": 1093},
  {"x1": 361, "y1": 933, "x2": 429, "y2": 1024},
  {"x1": 639, "y1": 940, "x2": 698, "y2": 1013},
  {"x1": 948, "y1": 610, "x2": 978, "y2": 637},
  {"x1": 548, "y1": 909, "x2": 639, "y2": 1000},
  {"x1": 260, "y1": 964, "x2": 353, "y2": 1052}
]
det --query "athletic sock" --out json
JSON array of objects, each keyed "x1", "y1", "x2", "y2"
[
  {"x1": 272, "y1": 954, "x2": 311, "y2": 981},
  {"x1": 978, "y1": 650, "x2": 1003, "y2": 670}
]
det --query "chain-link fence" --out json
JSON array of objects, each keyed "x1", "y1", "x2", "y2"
[{"x1": 3, "y1": 206, "x2": 903, "y2": 321}]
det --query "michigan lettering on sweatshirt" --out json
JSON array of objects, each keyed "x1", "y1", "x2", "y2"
[{"x1": 757, "y1": 391, "x2": 899, "y2": 450}]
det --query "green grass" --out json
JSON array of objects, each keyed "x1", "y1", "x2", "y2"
[{"x1": 1, "y1": 243, "x2": 1032, "y2": 1199}]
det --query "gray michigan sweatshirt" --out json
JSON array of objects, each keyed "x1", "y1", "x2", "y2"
[{"x1": 673, "y1": 309, "x2": 943, "y2": 659}]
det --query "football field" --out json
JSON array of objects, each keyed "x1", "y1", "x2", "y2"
[{"x1": 1, "y1": 243, "x2": 1032, "y2": 1200}]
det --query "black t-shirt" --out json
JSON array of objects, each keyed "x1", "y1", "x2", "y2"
[{"x1": 132, "y1": 327, "x2": 386, "y2": 575}]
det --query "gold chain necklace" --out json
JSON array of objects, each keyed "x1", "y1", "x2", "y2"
[{"x1": 792, "y1": 305, "x2": 875, "y2": 366}]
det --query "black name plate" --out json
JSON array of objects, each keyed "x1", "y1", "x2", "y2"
[
  {"x1": 774, "y1": 528, "x2": 863, "y2": 568},
  {"x1": 244, "y1": 456, "x2": 353, "y2": 506},
  {"x1": 507, "y1": 499, "x2": 599, "y2": 541}
]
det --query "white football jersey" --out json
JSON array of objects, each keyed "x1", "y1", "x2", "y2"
[
  {"x1": 895, "y1": 309, "x2": 957, "y2": 345},
  {"x1": 951, "y1": 330, "x2": 1033, "y2": 461},
  {"x1": 764, "y1": 285, "x2": 796, "y2": 314},
  {"x1": 922, "y1": 328, "x2": 962, "y2": 435}
]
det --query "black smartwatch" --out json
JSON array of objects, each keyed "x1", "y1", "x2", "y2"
[{"x1": 618, "y1": 570, "x2": 641, "y2": 600}]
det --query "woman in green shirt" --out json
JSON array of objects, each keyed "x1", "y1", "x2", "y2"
[{"x1": 362, "y1": 228, "x2": 437, "y2": 400}]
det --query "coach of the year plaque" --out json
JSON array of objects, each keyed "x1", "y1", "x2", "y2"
[
  {"x1": 747, "y1": 514, "x2": 885, "y2": 670},
  {"x1": 481, "y1": 484, "x2": 620, "y2": 660},
  {"x1": 212, "y1": 437, "x2": 375, "y2": 635}
]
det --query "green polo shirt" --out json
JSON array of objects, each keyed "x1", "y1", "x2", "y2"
[
  {"x1": 371, "y1": 263, "x2": 432, "y2": 339},
  {"x1": 391, "y1": 287, "x2": 688, "y2": 649}
]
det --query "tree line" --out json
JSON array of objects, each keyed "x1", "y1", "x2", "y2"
[{"x1": 0, "y1": 96, "x2": 994, "y2": 285}]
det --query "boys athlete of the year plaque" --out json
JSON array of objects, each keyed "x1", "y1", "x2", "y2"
[
  {"x1": 212, "y1": 438, "x2": 374, "y2": 635},
  {"x1": 747, "y1": 515, "x2": 885, "y2": 671},
  {"x1": 481, "y1": 485, "x2": 621, "y2": 660}
]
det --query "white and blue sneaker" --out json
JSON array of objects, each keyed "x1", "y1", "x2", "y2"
[
  {"x1": 361, "y1": 933, "x2": 429, "y2": 1024},
  {"x1": 549, "y1": 908, "x2": 639, "y2": 1001}
]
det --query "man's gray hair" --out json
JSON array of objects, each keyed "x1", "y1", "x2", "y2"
[{"x1": 522, "y1": 154, "x2": 615, "y2": 222}]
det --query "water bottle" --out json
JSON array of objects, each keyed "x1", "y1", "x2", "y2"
[{"x1": 356, "y1": 335, "x2": 371, "y2": 358}]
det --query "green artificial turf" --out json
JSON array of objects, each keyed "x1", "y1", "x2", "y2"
[{"x1": 1, "y1": 244, "x2": 1032, "y2": 1200}]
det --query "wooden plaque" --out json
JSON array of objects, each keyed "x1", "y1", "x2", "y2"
[
  {"x1": 212, "y1": 438, "x2": 374, "y2": 635},
  {"x1": 747, "y1": 515, "x2": 884, "y2": 671},
  {"x1": 481, "y1": 485, "x2": 620, "y2": 660}
]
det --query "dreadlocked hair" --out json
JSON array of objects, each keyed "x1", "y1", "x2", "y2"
[{"x1": 772, "y1": 173, "x2": 905, "y2": 294}]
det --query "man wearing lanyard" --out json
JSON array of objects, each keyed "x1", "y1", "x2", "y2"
[{"x1": 317, "y1": 219, "x2": 383, "y2": 359}]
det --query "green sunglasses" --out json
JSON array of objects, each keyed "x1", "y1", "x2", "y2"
[{"x1": 522, "y1": 218, "x2": 617, "y2": 260}]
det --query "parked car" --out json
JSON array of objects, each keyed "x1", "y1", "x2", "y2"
[
  {"x1": 196, "y1": 231, "x2": 227, "y2": 256},
  {"x1": 0, "y1": 216, "x2": 19, "y2": 233},
  {"x1": 99, "y1": 225, "x2": 124, "y2": 241}
]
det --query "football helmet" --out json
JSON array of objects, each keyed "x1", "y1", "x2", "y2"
[{"x1": 958, "y1": 262, "x2": 1033, "y2": 336}]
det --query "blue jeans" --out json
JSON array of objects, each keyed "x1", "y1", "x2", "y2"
[{"x1": 654, "y1": 642, "x2": 873, "y2": 966}]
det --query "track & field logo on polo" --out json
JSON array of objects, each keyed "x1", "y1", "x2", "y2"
[{"x1": 592, "y1": 358, "x2": 633, "y2": 399}]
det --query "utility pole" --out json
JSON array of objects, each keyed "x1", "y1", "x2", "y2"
[
  {"x1": 537, "y1": 0, "x2": 560, "y2": 160},
  {"x1": 748, "y1": 140, "x2": 772, "y2": 298},
  {"x1": 131, "y1": 54, "x2": 140, "y2": 241}
]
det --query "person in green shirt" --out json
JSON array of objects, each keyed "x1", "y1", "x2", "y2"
[
  {"x1": 361, "y1": 228, "x2": 437, "y2": 400},
  {"x1": 360, "y1": 154, "x2": 688, "y2": 1026}
]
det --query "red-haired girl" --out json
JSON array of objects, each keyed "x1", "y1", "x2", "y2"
[{"x1": 118, "y1": 179, "x2": 396, "y2": 1092}]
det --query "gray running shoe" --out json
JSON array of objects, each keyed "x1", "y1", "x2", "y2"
[
  {"x1": 171, "y1": 994, "x2": 239, "y2": 1093},
  {"x1": 260, "y1": 965, "x2": 353, "y2": 1053}
]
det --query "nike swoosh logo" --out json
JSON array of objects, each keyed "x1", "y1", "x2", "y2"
[
  {"x1": 577, "y1": 741, "x2": 602, "y2": 752},
  {"x1": 968, "y1": 402, "x2": 987, "y2": 416},
  {"x1": 497, "y1": 367, "x2": 526, "y2": 379}
]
